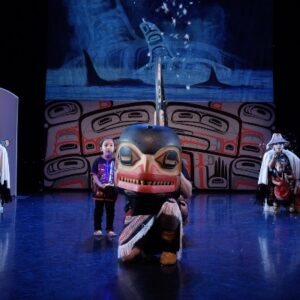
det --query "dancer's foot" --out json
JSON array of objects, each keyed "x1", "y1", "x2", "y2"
[
  {"x1": 94, "y1": 230, "x2": 103, "y2": 236},
  {"x1": 121, "y1": 247, "x2": 142, "y2": 262},
  {"x1": 160, "y1": 252, "x2": 177, "y2": 265},
  {"x1": 107, "y1": 230, "x2": 117, "y2": 237}
]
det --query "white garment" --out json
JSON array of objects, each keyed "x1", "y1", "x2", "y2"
[
  {"x1": 0, "y1": 145, "x2": 10, "y2": 188},
  {"x1": 258, "y1": 149, "x2": 300, "y2": 186}
]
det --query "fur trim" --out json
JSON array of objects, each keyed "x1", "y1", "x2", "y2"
[
  {"x1": 118, "y1": 215, "x2": 154, "y2": 259},
  {"x1": 157, "y1": 198, "x2": 183, "y2": 259}
]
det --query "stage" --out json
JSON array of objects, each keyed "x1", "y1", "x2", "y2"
[{"x1": 1, "y1": 192, "x2": 300, "y2": 300}]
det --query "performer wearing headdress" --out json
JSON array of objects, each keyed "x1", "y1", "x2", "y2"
[
  {"x1": 258, "y1": 133, "x2": 300, "y2": 212},
  {"x1": 115, "y1": 124, "x2": 191, "y2": 265}
]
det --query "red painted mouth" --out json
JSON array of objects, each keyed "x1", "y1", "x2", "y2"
[{"x1": 115, "y1": 172, "x2": 180, "y2": 194}]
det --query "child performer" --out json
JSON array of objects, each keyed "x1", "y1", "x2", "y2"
[
  {"x1": 270, "y1": 159, "x2": 295, "y2": 212},
  {"x1": 91, "y1": 137, "x2": 118, "y2": 237}
]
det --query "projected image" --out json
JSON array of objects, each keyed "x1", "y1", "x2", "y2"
[{"x1": 46, "y1": 0, "x2": 273, "y2": 101}]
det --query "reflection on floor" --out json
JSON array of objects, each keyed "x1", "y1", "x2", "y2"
[{"x1": 1, "y1": 192, "x2": 300, "y2": 300}]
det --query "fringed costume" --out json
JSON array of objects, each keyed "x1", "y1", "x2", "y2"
[{"x1": 115, "y1": 124, "x2": 185, "y2": 265}]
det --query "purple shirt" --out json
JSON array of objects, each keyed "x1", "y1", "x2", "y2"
[{"x1": 91, "y1": 157, "x2": 115, "y2": 184}]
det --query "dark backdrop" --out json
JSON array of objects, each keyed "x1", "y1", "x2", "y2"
[
  {"x1": 0, "y1": 1, "x2": 47, "y2": 193},
  {"x1": 0, "y1": 1, "x2": 298, "y2": 193}
]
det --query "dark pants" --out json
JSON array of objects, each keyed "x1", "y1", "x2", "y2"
[
  {"x1": 0, "y1": 181, "x2": 12, "y2": 205},
  {"x1": 94, "y1": 201, "x2": 115, "y2": 231}
]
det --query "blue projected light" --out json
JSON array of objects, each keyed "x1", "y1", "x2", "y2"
[{"x1": 46, "y1": 0, "x2": 273, "y2": 102}]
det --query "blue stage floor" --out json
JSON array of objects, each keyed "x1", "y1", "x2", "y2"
[{"x1": 1, "y1": 192, "x2": 300, "y2": 300}]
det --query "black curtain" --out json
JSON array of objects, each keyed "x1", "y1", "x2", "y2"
[
  {"x1": 273, "y1": 1, "x2": 300, "y2": 155},
  {"x1": 0, "y1": 1, "x2": 47, "y2": 193}
]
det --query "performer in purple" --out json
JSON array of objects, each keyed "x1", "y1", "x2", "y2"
[
  {"x1": 91, "y1": 137, "x2": 118, "y2": 237},
  {"x1": 115, "y1": 124, "x2": 192, "y2": 265}
]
